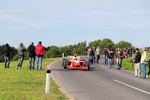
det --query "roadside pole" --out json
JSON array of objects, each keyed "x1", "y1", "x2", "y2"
[
  {"x1": 45, "y1": 69, "x2": 51, "y2": 94},
  {"x1": 62, "y1": 53, "x2": 64, "y2": 58}
]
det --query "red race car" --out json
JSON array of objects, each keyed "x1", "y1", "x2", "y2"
[{"x1": 62, "y1": 55, "x2": 90, "y2": 71}]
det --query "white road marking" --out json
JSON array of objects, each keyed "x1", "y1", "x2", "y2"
[{"x1": 113, "y1": 79, "x2": 150, "y2": 95}]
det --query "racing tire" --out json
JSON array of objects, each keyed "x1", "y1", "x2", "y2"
[
  {"x1": 64, "y1": 59, "x2": 69, "y2": 69},
  {"x1": 87, "y1": 61, "x2": 90, "y2": 71},
  {"x1": 85, "y1": 61, "x2": 90, "y2": 71},
  {"x1": 62, "y1": 58, "x2": 67, "y2": 66}
]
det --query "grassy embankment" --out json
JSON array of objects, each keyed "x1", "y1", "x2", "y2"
[{"x1": 0, "y1": 58, "x2": 65, "y2": 100}]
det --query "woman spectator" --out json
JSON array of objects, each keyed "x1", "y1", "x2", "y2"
[
  {"x1": 96, "y1": 46, "x2": 101, "y2": 64},
  {"x1": 16, "y1": 43, "x2": 26, "y2": 69},
  {"x1": 107, "y1": 49, "x2": 114, "y2": 69}
]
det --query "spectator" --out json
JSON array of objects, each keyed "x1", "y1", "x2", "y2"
[
  {"x1": 16, "y1": 43, "x2": 26, "y2": 69},
  {"x1": 89, "y1": 49, "x2": 94, "y2": 64},
  {"x1": 134, "y1": 48, "x2": 141, "y2": 77},
  {"x1": 123, "y1": 48, "x2": 127, "y2": 53},
  {"x1": 140, "y1": 48, "x2": 147, "y2": 78},
  {"x1": 95, "y1": 46, "x2": 101, "y2": 63},
  {"x1": 35, "y1": 41, "x2": 49, "y2": 70},
  {"x1": 103, "y1": 47, "x2": 108, "y2": 64},
  {"x1": 127, "y1": 48, "x2": 130, "y2": 59},
  {"x1": 3, "y1": 43, "x2": 11, "y2": 68},
  {"x1": 116, "y1": 47, "x2": 123, "y2": 70},
  {"x1": 93, "y1": 47, "x2": 96, "y2": 63},
  {"x1": 107, "y1": 49, "x2": 114, "y2": 69},
  {"x1": 28, "y1": 42, "x2": 36, "y2": 70},
  {"x1": 87, "y1": 47, "x2": 92, "y2": 62},
  {"x1": 146, "y1": 60, "x2": 150, "y2": 78}
]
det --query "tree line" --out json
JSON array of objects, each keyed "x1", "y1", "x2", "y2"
[{"x1": 0, "y1": 38, "x2": 133, "y2": 62}]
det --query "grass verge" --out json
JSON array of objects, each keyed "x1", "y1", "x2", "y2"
[{"x1": 0, "y1": 58, "x2": 65, "y2": 100}]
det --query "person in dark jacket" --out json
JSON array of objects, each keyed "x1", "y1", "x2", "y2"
[
  {"x1": 89, "y1": 49, "x2": 94, "y2": 64},
  {"x1": 147, "y1": 60, "x2": 150, "y2": 78},
  {"x1": 28, "y1": 42, "x2": 36, "y2": 70},
  {"x1": 16, "y1": 43, "x2": 26, "y2": 69},
  {"x1": 35, "y1": 41, "x2": 49, "y2": 70},
  {"x1": 134, "y1": 48, "x2": 141, "y2": 77},
  {"x1": 4, "y1": 43, "x2": 11, "y2": 68},
  {"x1": 103, "y1": 47, "x2": 108, "y2": 64},
  {"x1": 93, "y1": 47, "x2": 96, "y2": 63}
]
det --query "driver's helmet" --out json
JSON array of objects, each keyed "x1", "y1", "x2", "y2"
[{"x1": 74, "y1": 53, "x2": 77, "y2": 60}]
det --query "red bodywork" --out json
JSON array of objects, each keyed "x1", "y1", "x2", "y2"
[{"x1": 67, "y1": 56, "x2": 88, "y2": 70}]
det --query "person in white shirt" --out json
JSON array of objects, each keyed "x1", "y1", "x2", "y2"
[
  {"x1": 140, "y1": 48, "x2": 147, "y2": 78},
  {"x1": 96, "y1": 46, "x2": 101, "y2": 63}
]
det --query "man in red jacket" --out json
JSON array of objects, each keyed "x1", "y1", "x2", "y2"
[{"x1": 35, "y1": 41, "x2": 49, "y2": 70}]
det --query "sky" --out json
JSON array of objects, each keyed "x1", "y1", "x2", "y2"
[{"x1": 0, "y1": 0, "x2": 150, "y2": 48}]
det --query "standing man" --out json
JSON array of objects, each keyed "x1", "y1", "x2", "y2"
[
  {"x1": 35, "y1": 41, "x2": 49, "y2": 70},
  {"x1": 103, "y1": 47, "x2": 107, "y2": 64},
  {"x1": 96, "y1": 46, "x2": 101, "y2": 63},
  {"x1": 28, "y1": 42, "x2": 36, "y2": 70},
  {"x1": 17, "y1": 43, "x2": 26, "y2": 69},
  {"x1": 4, "y1": 43, "x2": 11, "y2": 68},
  {"x1": 134, "y1": 48, "x2": 141, "y2": 77},
  {"x1": 93, "y1": 47, "x2": 96, "y2": 63},
  {"x1": 89, "y1": 48, "x2": 94, "y2": 64},
  {"x1": 116, "y1": 47, "x2": 123, "y2": 70},
  {"x1": 141, "y1": 48, "x2": 147, "y2": 78}
]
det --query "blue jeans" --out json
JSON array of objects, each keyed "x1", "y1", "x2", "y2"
[
  {"x1": 29, "y1": 57, "x2": 35, "y2": 70},
  {"x1": 36, "y1": 57, "x2": 43, "y2": 70},
  {"x1": 96, "y1": 55, "x2": 100, "y2": 63},
  {"x1": 103, "y1": 55, "x2": 107, "y2": 64},
  {"x1": 142, "y1": 64, "x2": 147, "y2": 78},
  {"x1": 93, "y1": 56, "x2": 96, "y2": 63},
  {"x1": 17, "y1": 55, "x2": 24, "y2": 68},
  {"x1": 108, "y1": 58, "x2": 112, "y2": 68},
  {"x1": 4, "y1": 56, "x2": 10, "y2": 68},
  {"x1": 89, "y1": 56, "x2": 93, "y2": 64}
]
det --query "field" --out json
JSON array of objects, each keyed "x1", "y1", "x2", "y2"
[{"x1": 0, "y1": 58, "x2": 65, "y2": 100}]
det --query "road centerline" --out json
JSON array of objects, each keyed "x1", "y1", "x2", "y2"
[{"x1": 113, "y1": 79, "x2": 150, "y2": 95}]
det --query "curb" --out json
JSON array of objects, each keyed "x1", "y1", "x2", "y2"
[{"x1": 47, "y1": 60, "x2": 77, "y2": 100}]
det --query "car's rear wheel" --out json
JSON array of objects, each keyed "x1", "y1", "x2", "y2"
[
  {"x1": 85, "y1": 61, "x2": 90, "y2": 71},
  {"x1": 64, "y1": 59, "x2": 69, "y2": 69},
  {"x1": 62, "y1": 58, "x2": 67, "y2": 66}
]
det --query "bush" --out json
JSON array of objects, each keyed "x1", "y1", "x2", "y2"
[{"x1": 12, "y1": 55, "x2": 18, "y2": 61}]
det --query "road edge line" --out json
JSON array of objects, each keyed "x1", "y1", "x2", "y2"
[
  {"x1": 113, "y1": 79, "x2": 150, "y2": 95},
  {"x1": 47, "y1": 60, "x2": 77, "y2": 100}
]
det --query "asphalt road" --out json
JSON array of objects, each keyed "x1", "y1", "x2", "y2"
[{"x1": 51, "y1": 57, "x2": 150, "y2": 100}]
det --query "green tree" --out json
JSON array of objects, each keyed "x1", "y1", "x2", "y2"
[
  {"x1": 45, "y1": 46, "x2": 61, "y2": 58},
  {"x1": 88, "y1": 39, "x2": 102, "y2": 48},
  {"x1": 116, "y1": 41, "x2": 132, "y2": 50},
  {"x1": 101, "y1": 38, "x2": 115, "y2": 51}
]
